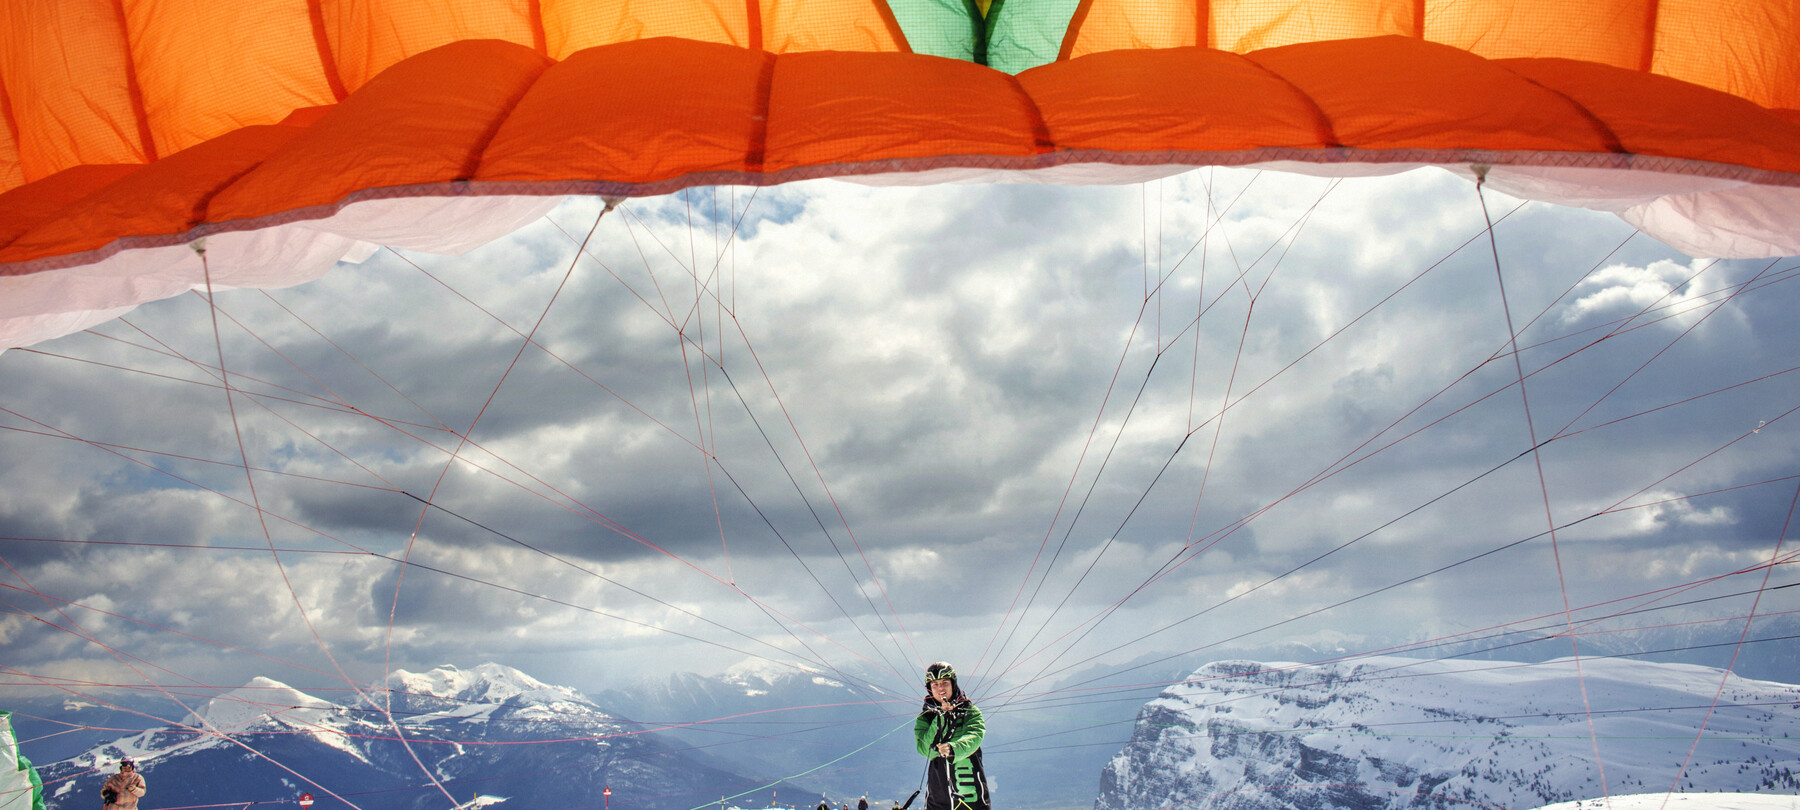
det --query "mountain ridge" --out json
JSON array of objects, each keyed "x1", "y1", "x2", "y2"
[
  {"x1": 36, "y1": 662, "x2": 764, "y2": 810},
  {"x1": 1095, "y1": 656, "x2": 1800, "y2": 810},
  {"x1": 23, "y1": 655, "x2": 1798, "y2": 810}
]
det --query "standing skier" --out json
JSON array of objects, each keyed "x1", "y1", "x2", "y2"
[{"x1": 913, "y1": 663, "x2": 988, "y2": 810}]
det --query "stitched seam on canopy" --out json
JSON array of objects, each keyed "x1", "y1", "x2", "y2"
[
  {"x1": 1639, "y1": 0, "x2": 1660, "y2": 75},
  {"x1": 527, "y1": 0, "x2": 547, "y2": 56},
  {"x1": 306, "y1": 0, "x2": 349, "y2": 102},
  {"x1": 459, "y1": 149, "x2": 1800, "y2": 189},
  {"x1": 1005, "y1": 74, "x2": 1054, "y2": 154},
  {"x1": 109, "y1": 0, "x2": 158, "y2": 163},
  {"x1": 745, "y1": 52, "x2": 776, "y2": 174},
  {"x1": 1235, "y1": 52, "x2": 1342, "y2": 149},
  {"x1": 188, "y1": 160, "x2": 273, "y2": 232},
  {"x1": 0, "y1": 73, "x2": 20, "y2": 181},
  {"x1": 1489, "y1": 65, "x2": 1628, "y2": 156},
  {"x1": 874, "y1": 0, "x2": 913, "y2": 54},
  {"x1": 6, "y1": 147, "x2": 1799, "y2": 279},
  {"x1": 461, "y1": 61, "x2": 553, "y2": 181},
  {"x1": 972, "y1": 0, "x2": 993, "y2": 65},
  {"x1": 1058, "y1": 0, "x2": 1096, "y2": 62},
  {"x1": 746, "y1": 0, "x2": 763, "y2": 52}
]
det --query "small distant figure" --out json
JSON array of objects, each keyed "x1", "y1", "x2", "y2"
[
  {"x1": 859, "y1": 798, "x2": 869, "y2": 810},
  {"x1": 816, "y1": 801, "x2": 829, "y2": 810},
  {"x1": 102, "y1": 758, "x2": 147, "y2": 810}
]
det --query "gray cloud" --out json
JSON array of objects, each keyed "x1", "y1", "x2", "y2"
[{"x1": 2, "y1": 170, "x2": 1796, "y2": 707}]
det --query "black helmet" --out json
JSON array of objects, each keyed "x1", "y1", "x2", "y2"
[{"x1": 924, "y1": 662, "x2": 957, "y2": 686}]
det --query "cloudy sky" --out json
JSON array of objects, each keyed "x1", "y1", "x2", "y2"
[{"x1": 1, "y1": 168, "x2": 1796, "y2": 717}]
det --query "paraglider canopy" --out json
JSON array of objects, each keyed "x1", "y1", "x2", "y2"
[{"x1": 2, "y1": 0, "x2": 1799, "y2": 347}]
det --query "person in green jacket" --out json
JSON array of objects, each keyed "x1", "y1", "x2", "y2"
[{"x1": 913, "y1": 663, "x2": 988, "y2": 810}]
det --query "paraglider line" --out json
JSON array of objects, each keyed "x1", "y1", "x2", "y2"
[
  {"x1": 387, "y1": 245, "x2": 702, "y2": 452},
  {"x1": 1660, "y1": 477, "x2": 1798, "y2": 809},
  {"x1": 687, "y1": 716, "x2": 912, "y2": 810},
  {"x1": 383, "y1": 203, "x2": 614, "y2": 806},
  {"x1": 706, "y1": 401, "x2": 914, "y2": 687},
  {"x1": 394, "y1": 489, "x2": 847, "y2": 670},
  {"x1": 973, "y1": 170, "x2": 1270, "y2": 680},
  {"x1": 986, "y1": 182, "x2": 1523, "y2": 698},
  {"x1": 720, "y1": 305, "x2": 924, "y2": 671},
  {"x1": 1550, "y1": 258, "x2": 1774, "y2": 440},
  {"x1": 1474, "y1": 172, "x2": 1607, "y2": 797},
  {"x1": 196, "y1": 246, "x2": 394, "y2": 796},
  {"x1": 986, "y1": 176, "x2": 1311, "y2": 687},
  {"x1": 546, "y1": 193, "x2": 902, "y2": 667}
]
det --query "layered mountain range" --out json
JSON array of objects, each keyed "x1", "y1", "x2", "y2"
[
  {"x1": 1095, "y1": 656, "x2": 1800, "y2": 810},
  {"x1": 36, "y1": 663, "x2": 762, "y2": 810},
  {"x1": 21, "y1": 654, "x2": 1799, "y2": 810}
]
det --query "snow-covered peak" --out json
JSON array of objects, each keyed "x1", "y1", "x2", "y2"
[
  {"x1": 385, "y1": 662, "x2": 583, "y2": 705},
  {"x1": 191, "y1": 676, "x2": 338, "y2": 733},
  {"x1": 717, "y1": 659, "x2": 861, "y2": 692},
  {"x1": 720, "y1": 658, "x2": 817, "y2": 686},
  {"x1": 36, "y1": 663, "x2": 754, "y2": 810}
]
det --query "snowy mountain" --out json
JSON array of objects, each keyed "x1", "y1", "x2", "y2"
[
  {"x1": 987, "y1": 614, "x2": 1799, "y2": 810},
  {"x1": 385, "y1": 661, "x2": 587, "y2": 714},
  {"x1": 24, "y1": 656, "x2": 1798, "y2": 810},
  {"x1": 35, "y1": 663, "x2": 762, "y2": 810},
  {"x1": 1095, "y1": 656, "x2": 1800, "y2": 810}
]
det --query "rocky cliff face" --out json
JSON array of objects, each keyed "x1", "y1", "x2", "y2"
[{"x1": 1094, "y1": 657, "x2": 1800, "y2": 810}]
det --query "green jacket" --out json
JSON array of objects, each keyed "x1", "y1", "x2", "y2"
[{"x1": 914, "y1": 698, "x2": 987, "y2": 809}]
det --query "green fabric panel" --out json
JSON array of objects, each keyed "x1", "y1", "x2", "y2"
[
  {"x1": 987, "y1": 0, "x2": 1083, "y2": 74},
  {"x1": 21, "y1": 755, "x2": 44, "y2": 810},
  {"x1": 1, "y1": 711, "x2": 45, "y2": 810},
  {"x1": 886, "y1": 0, "x2": 984, "y2": 62}
]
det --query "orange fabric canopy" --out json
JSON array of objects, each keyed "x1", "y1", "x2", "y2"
[{"x1": 1, "y1": 0, "x2": 1798, "y2": 347}]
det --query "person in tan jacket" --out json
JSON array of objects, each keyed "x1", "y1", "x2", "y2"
[{"x1": 102, "y1": 759, "x2": 147, "y2": 809}]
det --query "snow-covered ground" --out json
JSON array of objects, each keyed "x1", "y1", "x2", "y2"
[{"x1": 1535, "y1": 794, "x2": 1800, "y2": 810}]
